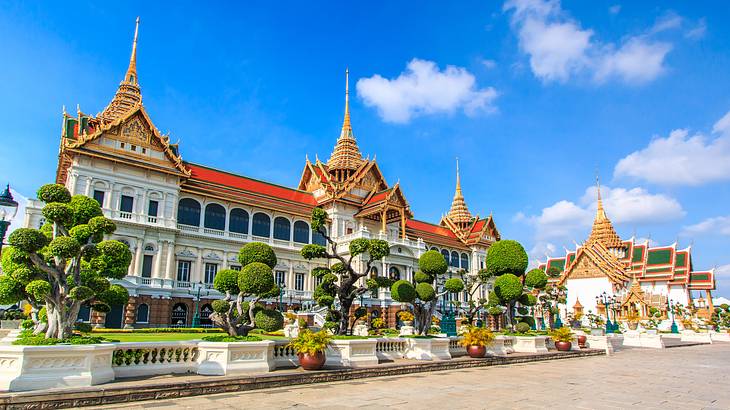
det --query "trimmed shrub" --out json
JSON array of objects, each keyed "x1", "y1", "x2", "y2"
[
  {"x1": 238, "y1": 262, "x2": 275, "y2": 295},
  {"x1": 8, "y1": 229, "x2": 49, "y2": 253},
  {"x1": 238, "y1": 242, "x2": 277, "y2": 268},
  {"x1": 68, "y1": 195, "x2": 103, "y2": 226},
  {"x1": 415, "y1": 283, "x2": 436, "y2": 302},
  {"x1": 391, "y1": 280, "x2": 416, "y2": 303},
  {"x1": 255, "y1": 309, "x2": 284, "y2": 332},
  {"x1": 212, "y1": 299, "x2": 230, "y2": 313},
  {"x1": 494, "y1": 274, "x2": 523, "y2": 303},
  {"x1": 444, "y1": 278, "x2": 465, "y2": 293},
  {"x1": 484, "y1": 240, "x2": 528, "y2": 277},
  {"x1": 49, "y1": 236, "x2": 81, "y2": 259},
  {"x1": 519, "y1": 316, "x2": 535, "y2": 328},
  {"x1": 525, "y1": 269, "x2": 548, "y2": 289},
  {"x1": 418, "y1": 250, "x2": 448, "y2": 277},
  {"x1": 515, "y1": 322, "x2": 531, "y2": 334},
  {"x1": 520, "y1": 293, "x2": 538, "y2": 306},
  {"x1": 213, "y1": 269, "x2": 240, "y2": 294},
  {"x1": 42, "y1": 203, "x2": 73, "y2": 225},
  {"x1": 37, "y1": 184, "x2": 71, "y2": 204},
  {"x1": 413, "y1": 271, "x2": 432, "y2": 284}
]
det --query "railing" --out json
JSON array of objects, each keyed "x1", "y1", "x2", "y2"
[
  {"x1": 119, "y1": 211, "x2": 133, "y2": 220},
  {"x1": 273, "y1": 340, "x2": 298, "y2": 368},
  {"x1": 140, "y1": 277, "x2": 152, "y2": 285},
  {"x1": 448, "y1": 337, "x2": 466, "y2": 357},
  {"x1": 176, "y1": 281, "x2": 192, "y2": 288},
  {"x1": 375, "y1": 337, "x2": 407, "y2": 361},
  {"x1": 147, "y1": 216, "x2": 158, "y2": 224},
  {"x1": 178, "y1": 224, "x2": 199, "y2": 233},
  {"x1": 203, "y1": 228, "x2": 225, "y2": 237},
  {"x1": 111, "y1": 342, "x2": 199, "y2": 378}
]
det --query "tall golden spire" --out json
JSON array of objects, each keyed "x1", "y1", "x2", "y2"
[
  {"x1": 327, "y1": 68, "x2": 364, "y2": 181},
  {"x1": 447, "y1": 158, "x2": 472, "y2": 225},
  {"x1": 100, "y1": 17, "x2": 142, "y2": 122},
  {"x1": 587, "y1": 174, "x2": 623, "y2": 248}
]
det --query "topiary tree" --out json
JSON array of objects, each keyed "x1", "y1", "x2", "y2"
[
  {"x1": 494, "y1": 273, "x2": 523, "y2": 330},
  {"x1": 484, "y1": 240, "x2": 528, "y2": 277},
  {"x1": 455, "y1": 268, "x2": 493, "y2": 325},
  {"x1": 301, "y1": 208, "x2": 391, "y2": 335},
  {"x1": 1, "y1": 183, "x2": 131, "y2": 339},
  {"x1": 390, "y1": 250, "x2": 464, "y2": 335},
  {"x1": 209, "y1": 242, "x2": 280, "y2": 336}
]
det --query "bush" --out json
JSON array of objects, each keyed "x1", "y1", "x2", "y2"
[
  {"x1": 519, "y1": 293, "x2": 537, "y2": 306},
  {"x1": 97, "y1": 284, "x2": 129, "y2": 306},
  {"x1": 391, "y1": 280, "x2": 416, "y2": 303},
  {"x1": 524, "y1": 269, "x2": 548, "y2": 289},
  {"x1": 212, "y1": 299, "x2": 230, "y2": 314},
  {"x1": 37, "y1": 184, "x2": 72, "y2": 204},
  {"x1": 75, "y1": 322, "x2": 93, "y2": 333},
  {"x1": 238, "y1": 262, "x2": 275, "y2": 295},
  {"x1": 413, "y1": 271, "x2": 432, "y2": 284},
  {"x1": 494, "y1": 274, "x2": 523, "y2": 303},
  {"x1": 42, "y1": 202, "x2": 73, "y2": 225},
  {"x1": 49, "y1": 236, "x2": 81, "y2": 259},
  {"x1": 25, "y1": 280, "x2": 51, "y2": 300},
  {"x1": 288, "y1": 329, "x2": 333, "y2": 355},
  {"x1": 202, "y1": 335, "x2": 262, "y2": 342},
  {"x1": 213, "y1": 269, "x2": 240, "y2": 294},
  {"x1": 484, "y1": 240, "x2": 528, "y2": 277},
  {"x1": 255, "y1": 309, "x2": 284, "y2": 332},
  {"x1": 487, "y1": 306, "x2": 503, "y2": 316},
  {"x1": 418, "y1": 250, "x2": 448, "y2": 277},
  {"x1": 8, "y1": 228, "x2": 49, "y2": 253},
  {"x1": 519, "y1": 316, "x2": 535, "y2": 328},
  {"x1": 517, "y1": 306, "x2": 529, "y2": 315},
  {"x1": 515, "y1": 322, "x2": 531, "y2": 334},
  {"x1": 444, "y1": 278, "x2": 465, "y2": 293},
  {"x1": 238, "y1": 242, "x2": 277, "y2": 269},
  {"x1": 415, "y1": 283, "x2": 436, "y2": 302},
  {"x1": 68, "y1": 195, "x2": 103, "y2": 226}
]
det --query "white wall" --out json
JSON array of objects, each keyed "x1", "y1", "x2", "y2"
[{"x1": 565, "y1": 277, "x2": 613, "y2": 316}]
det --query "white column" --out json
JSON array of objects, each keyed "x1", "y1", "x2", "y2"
[
  {"x1": 165, "y1": 242, "x2": 175, "y2": 280},
  {"x1": 68, "y1": 173, "x2": 78, "y2": 195},
  {"x1": 84, "y1": 176, "x2": 93, "y2": 196},
  {"x1": 288, "y1": 264, "x2": 295, "y2": 292},
  {"x1": 133, "y1": 241, "x2": 144, "y2": 277},
  {"x1": 153, "y1": 240, "x2": 164, "y2": 278},
  {"x1": 196, "y1": 248, "x2": 204, "y2": 284}
]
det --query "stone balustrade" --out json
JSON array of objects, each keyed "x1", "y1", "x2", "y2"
[
  {"x1": 448, "y1": 337, "x2": 466, "y2": 357},
  {"x1": 112, "y1": 342, "x2": 199, "y2": 378},
  {"x1": 375, "y1": 338, "x2": 408, "y2": 361}
]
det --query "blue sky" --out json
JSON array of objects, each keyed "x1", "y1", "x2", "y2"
[{"x1": 1, "y1": 1, "x2": 729, "y2": 297}]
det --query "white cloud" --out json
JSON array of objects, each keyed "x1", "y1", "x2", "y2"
[
  {"x1": 481, "y1": 59, "x2": 497, "y2": 69},
  {"x1": 516, "y1": 185, "x2": 684, "y2": 244},
  {"x1": 609, "y1": 5, "x2": 621, "y2": 15},
  {"x1": 681, "y1": 216, "x2": 730, "y2": 237},
  {"x1": 685, "y1": 18, "x2": 707, "y2": 40},
  {"x1": 614, "y1": 110, "x2": 730, "y2": 186},
  {"x1": 357, "y1": 59, "x2": 498, "y2": 123},
  {"x1": 503, "y1": 0, "x2": 676, "y2": 84}
]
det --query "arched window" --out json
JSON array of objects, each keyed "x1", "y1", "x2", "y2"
[
  {"x1": 229, "y1": 208, "x2": 249, "y2": 234},
  {"x1": 171, "y1": 303, "x2": 188, "y2": 326},
  {"x1": 441, "y1": 249, "x2": 450, "y2": 265},
  {"x1": 389, "y1": 266, "x2": 401, "y2": 280},
  {"x1": 252, "y1": 213, "x2": 271, "y2": 237},
  {"x1": 370, "y1": 266, "x2": 378, "y2": 277},
  {"x1": 450, "y1": 251, "x2": 459, "y2": 267},
  {"x1": 273, "y1": 217, "x2": 291, "y2": 240},
  {"x1": 136, "y1": 303, "x2": 149, "y2": 323},
  {"x1": 204, "y1": 203, "x2": 226, "y2": 230},
  {"x1": 293, "y1": 221, "x2": 310, "y2": 244},
  {"x1": 200, "y1": 304, "x2": 213, "y2": 326},
  {"x1": 177, "y1": 198, "x2": 201, "y2": 226},
  {"x1": 431, "y1": 246, "x2": 439, "y2": 251},
  {"x1": 312, "y1": 226, "x2": 327, "y2": 246},
  {"x1": 461, "y1": 253, "x2": 469, "y2": 270}
]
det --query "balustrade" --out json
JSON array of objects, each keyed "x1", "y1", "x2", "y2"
[{"x1": 112, "y1": 342, "x2": 199, "y2": 378}]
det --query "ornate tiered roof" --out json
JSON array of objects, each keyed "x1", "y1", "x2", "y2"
[
  {"x1": 327, "y1": 69, "x2": 364, "y2": 176},
  {"x1": 446, "y1": 159, "x2": 472, "y2": 225},
  {"x1": 586, "y1": 179, "x2": 623, "y2": 249},
  {"x1": 99, "y1": 17, "x2": 142, "y2": 123}
]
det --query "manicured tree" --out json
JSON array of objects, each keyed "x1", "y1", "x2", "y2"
[
  {"x1": 301, "y1": 208, "x2": 391, "y2": 335},
  {"x1": 1, "y1": 183, "x2": 131, "y2": 339},
  {"x1": 390, "y1": 250, "x2": 464, "y2": 335},
  {"x1": 210, "y1": 242, "x2": 280, "y2": 336},
  {"x1": 539, "y1": 284, "x2": 566, "y2": 329},
  {"x1": 457, "y1": 268, "x2": 493, "y2": 325},
  {"x1": 493, "y1": 274, "x2": 523, "y2": 330},
  {"x1": 484, "y1": 240, "x2": 528, "y2": 277}
]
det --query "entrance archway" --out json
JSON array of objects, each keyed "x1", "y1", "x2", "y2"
[
  {"x1": 171, "y1": 303, "x2": 188, "y2": 327},
  {"x1": 104, "y1": 305, "x2": 125, "y2": 329}
]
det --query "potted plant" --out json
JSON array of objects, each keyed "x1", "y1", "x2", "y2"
[
  {"x1": 460, "y1": 327, "x2": 495, "y2": 358},
  {"x1": 288, "y1": 329, "x2": 333, "y2": 370},
  {"x1": 398, "y1": 311, "x2": 414, "y2": 327},
  {"x1": 626, "y1": 312, "x2": 640, "y2": 330},
  {"x1": 550, "y1": 327, "x2": 573, "y2": 351}
]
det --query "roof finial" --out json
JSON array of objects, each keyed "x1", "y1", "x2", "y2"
[
  {"x1": 327, "y1": 67, "x2": 364, "y2": 174},
  {"x1": 342, "y1": 67, "x2": 351, "y2": 132},
  {"x1": 446, "y1": 157, "x2": 472, "y2": 225},
  {"x1": 125, "y1": 17, "x2": 140, "y2": 84},
  {"x1": 455, "y1": 157, "x2": 462, "y2": 196}
]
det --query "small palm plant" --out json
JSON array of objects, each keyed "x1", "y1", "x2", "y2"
[
  {"x1": 287, "y1": 330, "x2": 332, "y2": 370},
  {"x1": 460, "y1": 326, "x2": 495, "y2": 358}
]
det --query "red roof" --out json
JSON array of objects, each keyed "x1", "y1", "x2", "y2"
[
  {"x1": 470, "y1": 219, "x2": 486, "y2": 233},
  {"x1": 366, "y1": 190, "x2": 390, "y2": 205},
  {"x1": 406, "y1": 219, "x2": 457, "y2": 238},
  {"x1": 186, "y1": 163, "x2": 317, "y2": 206}
]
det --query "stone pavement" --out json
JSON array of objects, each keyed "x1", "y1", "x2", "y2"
[{"x1": 101, "y1": 343, "x2": 730, "y2": 410}]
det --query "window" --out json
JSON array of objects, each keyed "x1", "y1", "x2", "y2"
[
  {"x1": 252, "y1": 213, "x2": 271, "y2": 237},
  {"x1": 177, "y1": 198, "x2": 201, "y2": 226},
  {"x1": 460, "y1": 253, "x2": 469, "y2": 270},
  {"x1": 93, "y1": 190, "x2": 105, "y2": 207},
  {"x1": 314, "y1": 273, "x2": 323, "y2": 287},
  {"x1": 441, "y1": 249, "x2": 450, "y2": 265},
  {"x1": 120, "y1": 195, "x2": 134, "y2": 213},
  {"x1": 295, "y1": 272, "x2": 305, "y2": 291},
  {"x1": 229, "y1": 208, "x2": 249, "y2": 234},
  {"x1": 389, "y1": 266, "x2": 401, "y2": 280},
  {"x1": 176, "y1": 261, "x2": 191, "y2": 282},
  {"x1": 312, "y1": 226, "x2": 327, "y2": 246},
  {"x1": 230, "y1": 265, "x2": 241, "y2": 271},
  {"x1": 204, "y1": 203, "x2": 226, "y2": 230},
  {"x1": 275, "y1": 270, "x2": 286, "y2": 286},
  {"x1": 273, "y1": 217, "x2": 291, "y2": 240},
  {"x1": 148, "y1": 200, "x2": 159, "y2": 217},
  {"x1": 293, "y1": 221, "x2": 310, "y2": 244},
  {"x1": 204, "y1": 263, "x2": 218, "y2": 284},
  {"x1": 450, "y1": 251, "x2": 459, "y2": 268},
  {"x1": 136, "y1": 304, "x2": 149, "y2": 323},
  {"x1": 77, "y1": 305, "x2": 91, "y2": 322},
  {"x1": 141, "y1": 255, "x2": 153, "y2": 278}
]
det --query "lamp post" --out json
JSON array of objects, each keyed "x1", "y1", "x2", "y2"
[
  {"x1": 669, "y1": 299, "x2": 679, "y2": 334},
  {"x1": 609, "y1": 298, "x2": 620, "y2": 332},
  {"x1": 0, "y1": 184, "x2": 19, "y2": 255},
  {"x1": 188, "y1": 281, "x2": 209, "y2": 328},
  {"x1": 279, "y1": 283, "x2": 286, "y2": 311},
  {"x1": 596, "y1": 292, "x2": 613, "y2": 334}
]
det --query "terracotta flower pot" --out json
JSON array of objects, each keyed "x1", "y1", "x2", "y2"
[
  {"x1": 298, "y1": 351, "x2": 326, "y2": 370},
  {"x1": 577, "y1": 335, "x2": 587, "y2": 348},
  {"x1": 555, "y1": 341, "x2": 572, "y2": 352},
  {"x1": 466, "y1": 345, "x2": 487, "y2": 358}
]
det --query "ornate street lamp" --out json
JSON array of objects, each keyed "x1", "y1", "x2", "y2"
[
  {"x1": 669, "y1": 299, "x2": 679, "y2": 334},
  {"x1": 279, "y1": 283, "x2": 287, "y2": 311},
  {"x1": 188, "y1": 281, "x2": 210, "y2": 328},
  {"x1": 0, "y1": 184, "x2": 19, "y2": 255},
  {"x1": 609, "y1": 297, "x2": 620, "y2": 332},
  {"x1": 596, "y1": 292, "x2": 613, "y2": 333}
]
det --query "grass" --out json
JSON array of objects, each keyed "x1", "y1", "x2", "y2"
[{"x1": 89, "y1": 332, "x2": 288, "y2": 343}]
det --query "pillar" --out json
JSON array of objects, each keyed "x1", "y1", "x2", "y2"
[
  {"x1": 153, "y1": 240, "x2": 164, "y2": 278},
  {"x1": 124, "y1": 297, "x2": 136, "y2": 329},
  {"x1": 91, "y1": 310, "x2": 106, "y2": 329},
  {"x1": 133, "y1": 240, "x2": 144, "y2": 277},
  {"x1": 195, "y1": 247, "x2": 203, "y2": 284},
  {"x1": 400, "y1": 211, "x2": 406, "y2": 239}
]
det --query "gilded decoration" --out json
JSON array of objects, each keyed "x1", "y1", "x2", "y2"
[{"x1": 121, "y1": 117, "x2": 150, "y2": 143}]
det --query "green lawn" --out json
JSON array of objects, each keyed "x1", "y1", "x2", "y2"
[{"x1": 91, "y1": 332, "x2": 288, "y2": 343}]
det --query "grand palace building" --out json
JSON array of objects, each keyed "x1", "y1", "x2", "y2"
[
  {"x1": 22, "y1": 21, "x2": 500, "y2": 328},
  {"x1": 538, "y1": 183, "x2": 716, "y2": 328}
]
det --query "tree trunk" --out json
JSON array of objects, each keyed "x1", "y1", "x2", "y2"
[
  {"x1": 413, "y1": 299, "x2": 437, "y2": 335},
  {"x1": 337, "y1": 297, "x2": 353, "y2": 335}
]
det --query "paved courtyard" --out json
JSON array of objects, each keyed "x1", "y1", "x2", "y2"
[{"x1": 101, "y1": 343, "x2": 730, "y2": 410}]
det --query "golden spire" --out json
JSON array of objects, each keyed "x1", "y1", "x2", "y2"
[
  {"x1": 100, "y1": 17, "x2": 142, "y2": 122},
  {"x1": 587, "y1": 174, "x2": 623, "y2": 248},
  {"x1": 447, "y1": 158, "x2": 472, "y2": 225},
  {"x1": 327, "y1": 68, "x2": 364, "y2": 180}
]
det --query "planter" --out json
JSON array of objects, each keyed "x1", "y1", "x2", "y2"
[
  {"x1": 710, "y1": 332, "x2": 730, "y2": 342},
  {"x1": 554, "y1": 341, "x2": 572, "y2": 351},
  {"x1": 590, "y1": 328, "x2": 605, "y2": 336},
  {"x1": 399, "y1": 325, "x2": 415, "y2": 336},
  {"x1": 466, "y1": 345, "x2": 486, "y2": 358},
  {"x1": 402, "y1": 321, "x2": 413, "y2": 327},
  {"x1": 680, "y1": 331, "x2": 712, "y2": 344},
  {"x1": 0, "y1": 343, "x2": 115, "y2": 392},
  {"x1": 196, "y1": 341, "x2": 275, "y2": 375},
  {"x1": 512, "y1": 336, "x2": 548, "y2": 354},
  {"x1": 325, "y1": 339, "x2": 378, "y2": 368},
  {"x1": 353, "y1": 324, "x2": 369, "y2": 337},
  {"x1": 404, "y1": 337, "x2": 451, "y2": 361},
  {"x1": 622, "y1": 331, "x2": 665, "y2": 348},
  {"x1": 577, "y1": 335, "x2": 587, "y2": 348},
  {"x1": 486, "y1": 335, "x2": 511, "y2": 356},
  {"x1": 298, "y1": 351, "x2": 326, "y2": 370},
  {"x1": 628, "y1": 322, "x2": 638, "y2": 330}
]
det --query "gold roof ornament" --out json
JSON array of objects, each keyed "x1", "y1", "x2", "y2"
[
  {"x1": 327, "y1": 68, "x2": 364, "y2": 180},
  {"x1": 586, "y1": 175, "x2": 624, "y2": 249},
  {"x1": 100, "y1": 17, "x2": 142, "y2": 122},
  {"x1": 446, "y1": 158, "x2": 472, "y2": 225}
]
